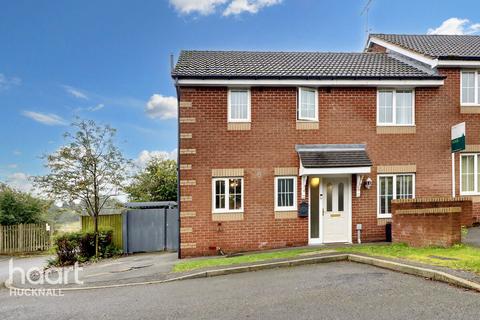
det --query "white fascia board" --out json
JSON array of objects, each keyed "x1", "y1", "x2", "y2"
[
  {"x1": 436, "y1": 60, "x2": 480, "y2": 67},
  {"x1": 177, "y1": 78, "x2": 444, "y2": 87},
  {"x1": 368, "y1": 37, "x2": 438, "y2": 68},
  {"x1": 299, "y1": 166, "x2": 372, "y2": 176}
]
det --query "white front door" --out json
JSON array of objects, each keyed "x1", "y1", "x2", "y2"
[{"x1": 322, "y1": 177, "x2": 351, "y2": 243}]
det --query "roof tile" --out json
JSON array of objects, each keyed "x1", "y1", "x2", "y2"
[
  {"x1": 370, "y1": 34, "x2": 480, "y2": 59},
  {"x1": 172, "y1": 51, "x2": 441, "y2": 79}
]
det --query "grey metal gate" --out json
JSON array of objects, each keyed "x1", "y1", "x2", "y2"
[{"x1": 123, "y1": 202, "x2": 178, "y2": 253}]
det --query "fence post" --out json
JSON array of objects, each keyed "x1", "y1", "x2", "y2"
[
  {"x1": 19, "y1": 224, "x2": 24, "y2": 252},
  {"x1": 0, "y1": 225, "x2": 3, "y2": 254}
]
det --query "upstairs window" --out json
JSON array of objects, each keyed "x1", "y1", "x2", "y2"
[
  {"x1": 297, "y1": 87, "x2": 318, "y2": 121},
  {"x1": 461, "y1": 71, "x2": 479, "y2": 105},
  {"x1": 377, "y1": 89, "x2": 414, "y2": 126},
  {"x1": 212, "y1": 177, "x2": 244, "y2": 213},
  {"x1": 228, "y1": 89, "x2": 250, "y2": 122}
]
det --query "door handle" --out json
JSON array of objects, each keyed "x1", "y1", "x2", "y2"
[{"x1": 322, "y1": 208, "x2": 325, "y2": 216}]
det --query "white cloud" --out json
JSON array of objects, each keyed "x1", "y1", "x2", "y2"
[
  {"x1": 62, "y1": 85, "x2": 89, "y2": 100},
  {"x1": 223, "y1": 0, "x2": 281, "y2": 16},
  {"x1": 13, "y1": 150, "x2": 21, "y2": 156},
  {"x1": 0, "y1": 73, "x2": 21, "y2": 91},
  {"x1": 427, "y1": 17, "x2": 480, "y2": 35},
  {"x1": 135, "y1": 149, "x2": 177, "y2": 168},
  {"x1": 7, "y1": 164, "x2": 18, "y2": 169},
  {"x1": 22, "y1": 111, "x2": 67, "y2": 126},
  {"x1": 169, "y1": 0, "x2": 281, "y2": 16},
  {"x1": 88, "y1": 103, "x2": 105, "y2": 112},
  {"x1": 145, "y1": 94, "x2": 177, "y2": 120},
  {"x1": 6, "y1": 172, "x2": 34, "y2": 193},
  {"x1": 170, "y1": 0, "x2": 227, "y2": 15}
]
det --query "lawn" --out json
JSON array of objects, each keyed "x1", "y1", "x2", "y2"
[
  {"x1": 337, "y1": 243, "x2": 480, "y2": 274},
  {"x1": 173, "y1": 243, "x2": 480, "y2": 274},
  {"x1": 173, "y1": 248, "x2": 324, "y2": 272}
]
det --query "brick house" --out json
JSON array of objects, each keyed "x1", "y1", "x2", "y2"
[{"x1": 172, "y1": 34, "x2": 480, "y2": 258}]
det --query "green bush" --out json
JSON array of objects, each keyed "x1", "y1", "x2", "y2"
[
  {"x1": 53, "y1": 229, "x2": 121, "y2": 266},
  {"x1": 55, "y1": 232, "x2": 81, "y2": 266}
]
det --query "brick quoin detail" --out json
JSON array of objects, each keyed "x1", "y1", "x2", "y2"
[{"x1": 178, "y1": 66, "x2": 480, "y2": 257}]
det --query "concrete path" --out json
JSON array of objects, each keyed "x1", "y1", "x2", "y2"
[
  {"x1": 6, "y1": 251, "x2": 178, "y2": 289},
  {"x1": 0, "y1": 255, "x2": 52, "y2": 284},
  {"x1": 1, "y1": 262, "x2": 479, "y2": 320},
  {"x1": 464, "y1": 226, "x2": 480, "y2": 247}
]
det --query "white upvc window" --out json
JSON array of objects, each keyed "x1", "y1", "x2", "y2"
[
  {"x1": 460, "y1": 154, "x2": 480, "y2": 195},
  {"x1": 297, "y1": 87, "x2": 318, "y2": 121},
  {"x1": 274, "y1": 176, "x2": 297, "y2": 211},
  {"x1": 377, "y1": 174, "x2": 415, "y2": 218},
  {"x1": 461, "y1": 70, "x2": 480, "y2": 105},
  {"x1": 228, "y1": 89, "x2": 251, "y2": 122},
  {"x1": 377, "y1": 89, "x2": 415, "y2": 126},
  {"x1": 212, "y1": 177, "x2": 244, "y2": 213}
]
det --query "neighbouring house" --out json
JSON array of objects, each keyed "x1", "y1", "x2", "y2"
[{"x1": 172, "y1": 34, "x2": 480, "y2": 258}]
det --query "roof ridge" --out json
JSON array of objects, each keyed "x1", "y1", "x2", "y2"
[
  {"x1": 370, "y1": 33, "x2": 480, "y2": 38},
  {"x1": 179, "y1": 50, "x2": 387, "y2": 55}
]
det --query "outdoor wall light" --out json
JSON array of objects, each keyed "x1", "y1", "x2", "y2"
[
  {"x1": 364, "y1": 177, "x2": 372, "y2": 189},
  {"x1": 310, "y1": 177, "x2": 320, "y2": 187}
]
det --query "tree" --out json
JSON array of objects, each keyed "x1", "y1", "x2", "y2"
[
  {"x1": 125, "y1": 158, "x2": 177, "y2": 202},
  {"x1": 35, "y1": 119, "x2": 130, "y2": 257},
  {"x1": 0, "y1": 183, "x2": 48, "y2": 225}
]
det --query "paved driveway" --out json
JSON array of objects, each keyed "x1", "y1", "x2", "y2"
[
  {"x1": 1, "y1": 262, "x2": 479, "y2": 319},
  {"x1": 0, "y1": 255, "x2": 52, "y2": 284},
  {"x1": 6, "y1": 252, "x2": 178, "y2": 288}
]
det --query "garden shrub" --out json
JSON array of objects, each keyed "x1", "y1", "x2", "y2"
[
  {"x1": 55, "y1": 232, "x2": 81, "y2": 266},
  {"x1": 53, "y1": 229, "x2": 121, "y2": 266}
]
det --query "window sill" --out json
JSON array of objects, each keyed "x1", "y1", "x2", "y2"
[
  {"x1": 376, "y1": 126, "x2": 416, "y2": 134},
  {"x1": 227, "y1": 123, "x2": 251, "y2": 131},
  {"x1": 460, "y1": 192, "x2": 480, "y2": 196},
  {"x1": 212, "y1": 212, "x2": 244, "y2": 221},
  {"x1": 377, "y1": 214, "x2": 392, "y2": 219},
  {"x1": 296, "y1": 121, "x2": 319, "y2": 130},
  {"x1": 274, "y1": 211, "x2": 297, "y2": 219},
  {"x1": 274, "y1": 207, "x2": 298, "y2": 212},
  {"x1": 460, "y1": 106, "x2": 480, "y2": 114}
]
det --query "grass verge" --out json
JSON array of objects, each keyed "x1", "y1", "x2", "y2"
[
  {"x1": 337, "y1": 243, "x2": 480, "y2": 274},
  {"x1": 174, "y1": 243, "x2": 480, "y2": 274},
  {"x1": 173, "y1": 248, "x2": 325, "y2": 272}
]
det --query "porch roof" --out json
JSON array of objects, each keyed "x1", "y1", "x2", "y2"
[{"x1": 295, "y1": 144, "x2": 372, "y2": 175}]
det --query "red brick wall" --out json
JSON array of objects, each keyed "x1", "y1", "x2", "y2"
[
  {"x1": 391, "y1": 198, "x2": 471, "y2": 247},
  {"x1": 367, "y1": 43, "x2": 387, "y2": 53},
  {"x1": 178, "y1": 67, "x2": 480, "y2": 257}
]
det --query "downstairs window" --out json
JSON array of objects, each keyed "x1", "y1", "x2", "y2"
[{"x1": 377, "y1": 174, "x2": 415, "y2": 218}]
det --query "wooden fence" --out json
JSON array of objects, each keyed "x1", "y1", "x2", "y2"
[
  {"x1": 0, "y1": 223, "x2": 51, "y2": 254},
  {"x1": 81, "y1": 215, "x2": 123, "y2": 249}
]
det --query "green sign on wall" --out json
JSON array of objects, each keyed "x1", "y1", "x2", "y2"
[{"x1": 451, "y1": 122, "x2": 466, "y2": 153}]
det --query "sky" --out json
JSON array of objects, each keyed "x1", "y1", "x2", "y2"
[{"x1": 1, "y1": 0, "x2": 480, "y2": 193}]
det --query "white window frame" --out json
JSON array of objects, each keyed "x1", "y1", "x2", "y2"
[
  {"x1": 297, "y1": 87, "x2": 318, "y2": 121},
  {"x1": 460, "y1": 70, "x2": 480, "y2": 106},
  {"x1": 377, "y1": 173, "x2": 416, "y2": 218},
  {"x1": 274, "y1": 176, "x2": 297, "y2": 211},
  {"x1": 460, "y1": 153, "x2": 480, "y2": 195},
  {"x1": 376, "y1": 89, "x2": 415, "y2": 126},
  {"x1": 227, "y1": 88, "x2": 251, "y2": 123},
  {"x1": 212, "y1": 177, "x2": 244, "y2": 213}
]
